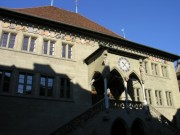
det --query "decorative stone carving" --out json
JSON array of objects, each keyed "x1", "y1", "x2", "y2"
[{"x1": 139, "y1": 59, "x2": 145, "y2": 84}]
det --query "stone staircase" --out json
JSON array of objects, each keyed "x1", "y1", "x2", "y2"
[{"x1": 50, "y1": 99, "x2": 180, "y2": 135}]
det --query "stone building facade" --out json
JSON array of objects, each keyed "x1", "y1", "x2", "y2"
[{"x1": 0, "y1": 6, "x2": 180, "y2": 135}]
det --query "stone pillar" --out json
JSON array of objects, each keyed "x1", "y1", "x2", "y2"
[
  {"x1": 124, "y1": 77, "x2": 129, "y2": 108},
  {"x1": 104, "y1": 77, "x2": 109, "y2": 110}
]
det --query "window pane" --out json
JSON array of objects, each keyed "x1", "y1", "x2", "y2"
[
  {"x1": 27, "y1": 75, "x2": 32, "y2": 84},
  {"x1": 26, "y1": 85, "x2": 32, "y2": 94},
  {"x1": 68, "y1": 45, "x2": 72, "y2": 59},
  {"x1": 49, "y1": 41, "x2": 55, "y2": 55},
  {"x1": 22, "y1": 36, "x2": 29, "y2": 51},
  {"x1": 17, "y1": 84, "x2": 24, "y2": 94},
  {"x1": 3, "y1": 72, "x2": 11, "y2": 92},
  {"x1": 8, "y1": 34, "x2": 16, "y2": 48},
  {"x1": 29, "y1": 38, "x2": 36, "y2": 52},
  {"x1": 1, "y1": 32, "x2": 8, "y2": 47},
  {"x1": 62, "y1": 44, "x2": 66, "y2": 58},
  {"x1": 43, "y1": 41, "x2": 48, "y2": 54}
]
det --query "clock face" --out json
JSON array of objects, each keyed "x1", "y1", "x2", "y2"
[{"x1": 118, "y1": 57, "x2": 130, "y2": 72}]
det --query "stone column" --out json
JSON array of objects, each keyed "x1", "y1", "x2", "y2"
[
  {"x1": 104, "y1": 77, "x2": 109, "y2": 110},
  {"x1": 124, "y1": 77, "x2": 129, "y2": 108}
]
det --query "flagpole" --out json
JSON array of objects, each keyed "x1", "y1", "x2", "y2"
[{"x1": 51, "y1": 0, "x2": 53, "y2": 6}]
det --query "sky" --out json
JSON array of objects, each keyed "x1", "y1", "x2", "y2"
[{"x1": 0, "y1": 0, "x2": 180, "y2": 57}]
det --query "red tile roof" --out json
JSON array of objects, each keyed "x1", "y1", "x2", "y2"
[{"x1": 10, "y1": 6, "x2": 123, "y2": 39}]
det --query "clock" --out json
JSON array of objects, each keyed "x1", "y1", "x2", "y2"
[{"x1": 118, "y1": 57, "x2": 130, "y2": 72}]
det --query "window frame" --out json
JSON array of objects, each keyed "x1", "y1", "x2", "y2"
[
  {"x1": 39, "y1": 75, "x2": 54, "y2": 97},
  {"x1": 22, "y1": 35, "x2": 37, "y2": 52},
  {"x1": 0, "y1": 31, "x2": 16, "y2": 49},
  {"x1": 61, "y1": 42, "x2": 73, "y2": 59},
  {"x1": 161, "y1": 65, "x2": 168, "y2": 77},
  {"x1": 145, "y1": 89, "x2": 152, "y2": 105},
  {"x1": 155, "y1": 90, "x2": 163, "y2": 106},
  {"x1": 17, "y1": 72, "x2": 33, "y2": 95},
  {"x1": 60, "y1": 77, "x2": 71, "y2": 99},
  {"x1": 42, "y1": 39, "x2": 56, "y2": 56},
  {"x1": 165, "y1": 91, "x2": 173, "y2": 106},
  {"x1": 151, "y1": 63, "x2": 158, "y2": 76}
]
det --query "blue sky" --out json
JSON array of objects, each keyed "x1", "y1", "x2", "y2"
[{"x1": 0, "y1": 0, "x2": 180, "y2": 57}]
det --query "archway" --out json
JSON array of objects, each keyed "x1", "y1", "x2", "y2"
[
  {"x1": 91, "y1": 72, "x2": 104, "y2": 104},
  {"x1": 128, "y1": 72, "x2": 141, "y2": 101},
  {"x1": 131, "y1": 118, "x2": 146, "y2": 135},
  {"x1": 108, "y1": 69, "x2": 124, "y2": 101},
  {"x1": 111, "y1": 118, "x2": 128, "y2": 135}
]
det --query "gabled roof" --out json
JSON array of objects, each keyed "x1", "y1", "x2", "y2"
[{"x1": 9, "y1": 6, "x2": 123, "y2": 39}]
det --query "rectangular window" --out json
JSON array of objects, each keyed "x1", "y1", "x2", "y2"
[
  {"x1": 166, "y1": 91, "x2": 173, "y2": 106},
  {"x1": 60, "y1": 78, "x2": 71, "y2": 98},
  {"x1": 145, "y1": 89, "x2": 152, "y2": 104},
  {"x1": 134, "y1": 88, "x2": 140, "y2": 101},
  {"x1": 62, "y1": 43, "x2": 73, "y2": 59},
  {"x1": 40, "y1": 76, "x2": 54, "y2": 97},
  {"x1": 22, "y1": 36, "x2": 36, "y2": 52},
  {"x1": 144, "y1": 61, "x2": 148, "y2": 74},
  {"x1": 0, "y1": 70, "x2": 11, "y2": 93},
  {"x1": 62, "y1": 43, "x2": 66, "y2": 58},
  {"x1": 155, "y1": 90, "x2": 162, "y2": 106},
  {"x1": 43, "y1": 40, "x2": 55, "y2": 55},
  {"x1": 8, "y1": 33, "x2": 16, "y2": 48},
  {"x1": 151, "y1": 63, "x2": 158, "y2": 76},
  {"x1": 29, "y1": 37, "x2": 36, "y2": 52},
  {"x1": 17, "y1": 73, "x2": 33, "y2": 95},
  {"x1": 161, "y1": 65, "x2": 168, "y2": 77},
  {"x1": 0, "y1": 32, "x2": 16, "y2": 48}
]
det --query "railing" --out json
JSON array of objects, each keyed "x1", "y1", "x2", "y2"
[
  {"x1": 109, "y1": 100, "x2": 144, "y2": 110},
  {"x1": 148, "y1": 105, "x2": 180, "y2": 133},
  {"x1": 50, "y1": 99, "x2": 105, "y2": 135}
]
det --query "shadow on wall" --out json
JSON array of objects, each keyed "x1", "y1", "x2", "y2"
[
  {"x1": 0, "y1": 63, "x2": 92, "y2": 135},
  {"x1": 173, "y1": 108, "x2": 180, "y2": 130}
]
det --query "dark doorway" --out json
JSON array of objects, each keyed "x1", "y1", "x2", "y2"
[
  {"x1": 131, "y1": 119, "x2": 146, "y2": 135},
  {"x1": 108, "y1": 69, "x2": 124, "y2": 101},
  {"x1": 91, "y1": 72, "x2": 104, "y2": 104},
  {"x1": 111, "y1": 118, "x2": 128, "y2": 135}
]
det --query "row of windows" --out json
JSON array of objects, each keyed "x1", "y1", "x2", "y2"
[
  {"x1": 0, "y1": 31, "x2": 73, "y2": 59},
  {"x1": 0, "y1": 69, "x2": 71, "y2": 99},
  {"x1": 144, "y1": 61, "x2": 168, "y2": 77},
  {"x1": 134, "y1": 88, "x2": 173, "y2": 107}
]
